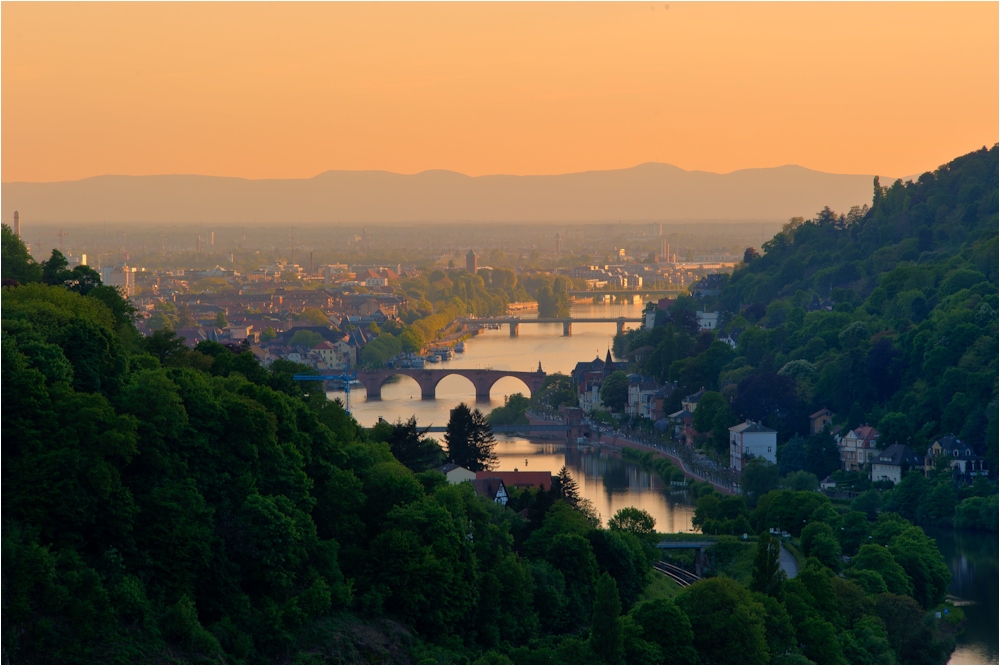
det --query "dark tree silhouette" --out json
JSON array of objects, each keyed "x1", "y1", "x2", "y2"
[{"x1": 445, "y1": 403, "x2": 497, "y2": 471}]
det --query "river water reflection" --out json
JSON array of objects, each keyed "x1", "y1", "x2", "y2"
[
  {"x1": 927, "y1": 528, "x2": 999, "y2": 665},
  {"x1": 329, "y1": 303, "x2": 996, "y2": 660},
  {"x1": 328, "y1": 301, "x2": 697, "y2": 532}
]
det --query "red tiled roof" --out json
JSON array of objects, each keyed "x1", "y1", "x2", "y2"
[{"x1": 476, "y1": 470, "x2": 552, "y2": 491}]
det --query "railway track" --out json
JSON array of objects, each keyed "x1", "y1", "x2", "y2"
[{"x1": 652, "y1": 561, "x2": 701, "y2": 587}]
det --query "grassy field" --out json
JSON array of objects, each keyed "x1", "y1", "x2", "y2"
[{"x1": 640, "y1": 570, "x2": 683, "y2": 601}]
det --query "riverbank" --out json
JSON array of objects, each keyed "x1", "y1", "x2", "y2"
[{"x1": 594, "y1": 431, "x2": 737, "y2": 495}]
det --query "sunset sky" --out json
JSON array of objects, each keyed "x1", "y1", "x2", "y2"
[{"x1": 2, "y1": 2, "x2": 997, "y2": 183}]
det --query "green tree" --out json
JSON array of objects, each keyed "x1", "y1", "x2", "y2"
[
  {"x1": 600, "y1": 370, "x2": 629, "y2": 413},
  {"x1": 377, "y1": 416, "x2": 445, "y2": 472},
  {"x1": 289, "y1": 329, "x2": 323, "y2": 348},
  {"x1": 589, "y1": 572, "x2": 624, "y2": 663},
  {"x1": 676, "y1": 577, "x2": 770, "y2": 664},
  {"x1": 444, "y1": 403, "x2": 497, "y2": 471},
  {"x1": 1, "y1": 223, "x2": 43, "y2": 283},
  {"x1": 608, "y1": 507, "x2": 656, "y2": 544},
  {"x1": 552, "y1": 466, "x2": 581, "y2": 509},
  {"x1": 750, "y1": 531, "x2": 786, "y2": 597},
  {"x1": 692, "y1": 391, "x2": 727, "y2": 432},
  {"x1": 887, "y1": 526, "x2": 950, "y2": 608},
  {"x1": 850, "y1": 544, "x2": 913, "y2": 597},
  {"x1": 488, "y1": 392, "x2": 531, "y2": 426},
  {"x1": 742, "y1": 459, "x2": 780, "y2": 507},
  {"x1": 628, "y1": 598, "x2": 697, "y2": 664},
  {"x1": 141, "y1": 328, "x2": 188, "y2": 365},
  {"x1": 299, "y1": 307, "x2": 330, "y2": 326},
  {"x1": 214, "y1": 311, "x2": 228, "y2": 328},
  {"x1": 800, "y1": 523, "x2": 842, "y2": 572}
]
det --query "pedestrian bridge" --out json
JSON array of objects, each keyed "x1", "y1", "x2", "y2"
[{"x1": 355, "y1": 367, "x2": 547, "y2": 401}]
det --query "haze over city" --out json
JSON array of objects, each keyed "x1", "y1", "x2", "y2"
[
  {"x1": 2, "y1": 3, "x2": 998, "y2": 666},
  {"x1": 3, "y1": 2, "x2": 997, "y2": 188}
]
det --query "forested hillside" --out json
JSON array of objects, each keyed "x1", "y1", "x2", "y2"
[
  {"x1": 2, "y1": 224, "x2": 962, "y2": 664},
  {"x1": 618, "y1": 146, "x2": 998, "y2": 476}
]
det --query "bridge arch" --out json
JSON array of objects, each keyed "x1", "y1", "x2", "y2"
[
  {"x1": 368, "y1": 373, "x2": 423, "y2": 400},
  {"x1": 484, "y1": 375, "x2": 534, "y2": 401},
  {"x1": 354, "y1": 368, "x2": 546, "y2": 402},
  {"x1": 427, "y1": 372, "x2": 479, "y2": 401}
]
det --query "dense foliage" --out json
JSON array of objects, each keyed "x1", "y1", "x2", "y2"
[
  {"x1": 615, "y1": 145, "x2": 998, "y2": 490},
  {"x1": 1, "y1": 253, "x2": 656, "y2": 662}
]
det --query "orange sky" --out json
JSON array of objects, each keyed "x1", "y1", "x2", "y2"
[{"x1": 2, "y1": 2, "x2": 997, "y2": 183}]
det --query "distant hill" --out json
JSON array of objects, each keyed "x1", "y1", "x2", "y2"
[{"x1": 1, "y1": 163, "x2": 890, "y2": 225}]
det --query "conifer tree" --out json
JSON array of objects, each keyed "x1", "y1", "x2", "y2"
[
  {"x1": 553, "y1": 466, "x2": 581, "y2": 508},
  {"x1": 750, "y1": 531, "x2": 786, "y2": 598},
  {"x1": 445, "y1": 403, "x2": 498, "y2": 471}
]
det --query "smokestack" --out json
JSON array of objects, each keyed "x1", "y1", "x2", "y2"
[
  {"x1": 13, "y1": 211, "x2": 19, "y2": 237},
  {"x1": 210, "y1": 231, "x2": 215, "y2": 246}
]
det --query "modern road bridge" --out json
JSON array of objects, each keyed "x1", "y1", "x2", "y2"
[{"x1": 459, "y1": 316, "x2": 644, "y2": 337}]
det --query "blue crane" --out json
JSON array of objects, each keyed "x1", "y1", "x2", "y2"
[{"x1": 293, "y1": 372, "x2": 358, "y2": 414}]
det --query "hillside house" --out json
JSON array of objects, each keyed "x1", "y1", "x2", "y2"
[
  {"x1": 839, "y1": 426, "x2": 880, "y2": 472},
  {"x1": 809, "y1": 408, "x2": 834, "y2": 435},
  {"x1": 682, "y1": 388, "x2": 706, "y2": 413},
  {"x1": 871, "y1": 444, "x2": 923, "y2": 485},
  {"x1": 626, "y1": 375, "x2": 661, "y2": 419},
  {"x1": 925, "y1": 435, "x2": 989, "y2": 482},
  {"x1": 696, "y1": 311, "x2": 719, "y2": 330},
  {"x1": 437, "y1": 463, "x2": 477, "y2": 484},
  {"x1": 729, "y1": 421, "x2": 778, "y2": 471},
  {"x1": 476, "y1": 470, "x2": 552, "y2": 492},
  {"x1": 470, "y1": 478, "x2": 509, "y2": 506}
]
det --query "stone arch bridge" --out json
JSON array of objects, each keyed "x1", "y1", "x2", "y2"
[{"x1": 355, "y1": 367, "x2": 547, "y2": 401}]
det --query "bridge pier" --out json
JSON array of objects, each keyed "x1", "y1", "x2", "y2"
[
  {"x1": 509, "y1": 322, "x2": 519, "y2": 337},
  {"x1": 366, "y1": 385, "x2": 382, "y2": 400},
  {"x1": 616, "y1": 318, "x2": 626, "y2": 335},
  {"x1": 420, "y1": 386, "x2": 436, "y2": 400},
  {"x1": 562, "y1": 321, "x2": 572, "y2": 336},
  {"x1": 694, "y1": 547, "x2": 709, "y2": 577}
]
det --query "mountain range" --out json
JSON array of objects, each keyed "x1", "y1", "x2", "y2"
[{"x1": 1, "y1": 163, "x2": 897, "y2": 225}]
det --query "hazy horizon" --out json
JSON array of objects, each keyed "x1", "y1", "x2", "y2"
[
  {"x1": 3, "y1": 3, "x2": 996, "y2": 184},
  {"x1": 3, "y1": 160, "x2": 903, "y2": 225},
  {"x1": 2, "y1": 159, "x2": 911, "y2": 186}
]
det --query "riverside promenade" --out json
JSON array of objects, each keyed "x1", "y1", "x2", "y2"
[
  {"x1": 595, "y1": 431, "x2": 737, "y2": 495},
  {"x1": 525, "y1": 409, "x2": 738, "y2": 495}
]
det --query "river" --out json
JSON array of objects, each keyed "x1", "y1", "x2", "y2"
[
  {"x1": 925, "y1": 527, "x2": 999, "y2": 665},
  {"x1": 328, "y1": 303, "x2": 997, "y2": 664},
  {"x1": 328, "y1": 301, "x2": 698, "y2": 533}
]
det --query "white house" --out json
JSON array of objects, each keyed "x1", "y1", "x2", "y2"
[
  {"x1": 871, "y1": 444, "x2": 922, "y2": 485},
  {"x1": 696, "y1": 311, "x2": 719, "y2": 331},
  {"x1": 471, "y1": 478, "x2": 509, "y2": 506},
  {"x1": 436, "y1": 463, "x2": 477, "y2": 485},
  {"x1": 729, "y1": 421, "x2": 778, "y2": 471},
  {"x1": 626, "y1": 375, "x2": 660, "y2": 419}
]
